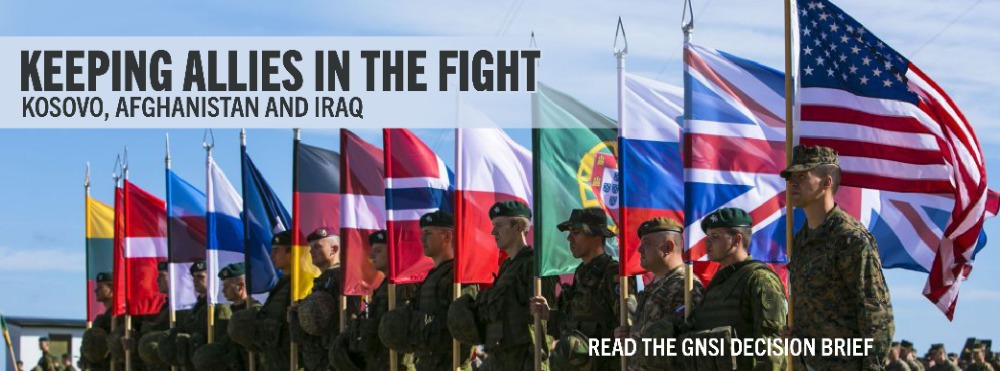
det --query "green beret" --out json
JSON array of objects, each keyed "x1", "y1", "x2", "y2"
[
  {"x1": 189, "y1": 260, "x2": 207, "y2": 275},
  {"x1": 157, "y1": 261, "x2": 169, "y2": 271},
  {"x1": 368, "y1": 230, "x2": 387, "y2": 245},
  {"x1": 557, "y1": 207, "x2": 615, "y2": 238},
  {"x1": 700, "y1": 208, "x2": 753, "y2": 232},
  {"x1": 489, "y1": 201, "x2": 532, "y2": 220},
  {"x1": 218, "y1": 262, "x2": 246, "y2": 280},
  {"x1": 780, "y1": 145, "x2": 839, "y2": 179},
  {"x1": 96, "y1": 272, "x2": 112, "y2": 283},
  {"x1": 931, "y1": 343, "x2": 945, "y2": 351},
  {"x1": 271, "y1": 230, "x2": 292, "y2": 246},
  {"x1": 637, "y1": 217, "x2": 683, "y2": 238},
  {"x1": 419, "y1": 210, "x2": 455, "y2": 228},
  {"x1": 307, "y1": 227, "x2": 336, "y2": 243}
]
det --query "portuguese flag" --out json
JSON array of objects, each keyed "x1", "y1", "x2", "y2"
[{"x1": 532, "y1": 83, "x2": 619, "y2": 277}]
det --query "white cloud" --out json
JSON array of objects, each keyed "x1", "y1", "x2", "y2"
[{"x1": 0, "y1": 246, "x2": 84, "y2": 272}]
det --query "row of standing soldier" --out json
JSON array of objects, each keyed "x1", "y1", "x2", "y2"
[{"x1": 77, "y1": 144, "x2": 896, "y2": 371}]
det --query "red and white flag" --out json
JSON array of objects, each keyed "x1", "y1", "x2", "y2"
[
  {"x1": 123, "y1": 180, "x2": 168, "y2": 316},
  {"x1": 341, "y1": 129, "x2": 387, "y2": 296}
]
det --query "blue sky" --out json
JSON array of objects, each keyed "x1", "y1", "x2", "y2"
[{"x1": 2, "y1": 0, "x2": 999, "y2": 363}]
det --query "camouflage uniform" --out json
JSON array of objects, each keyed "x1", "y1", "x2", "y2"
[
  {"x1": 688, "y1": 257, "x2": 786, "y2": 371},
  {"x1": 342, "y1": 279, "x2": 417, "y2": 371},
  {"x1": 33, "y1": 350, "x2": 56, "y2": 371},
  {"x1": 967, "y1": 362, "x2": 996, "y2": 371},
  {"x1": 787, "y1": 206, "x2": 894, "y2": 370},
  {"x1": 928, "y1": 360, "x2": 960, "y2": 371},
  {"x1": 407, "y1": 259, "x2": 478, "y2": 371},
  {"x1": 292, "y1": 264, "x2": 362, "y2": 371},
  {"x1": 886, "y1": 359, "x2": 912, "y2": 371},
  {"x1": 473, "y1": 247, "x2": 558, "y2": 371},
  {"x1": 82, "y1": 307, "x2": 114, "y2": 371},
  {"x1": 549, "y1": 253, "x2": 632, "y2": 371},
  {"x1": 225, "y1": 297, "x2": 261, "y2": 371},
  {"x1": 136, "y1": 299, "x2": 173, "y2": 371},
  {"x1": 629, "y1": 266, "x2": 704, "y2": 371},
  {"x1": 906, "y1": 359, "x2": 925, "y2": 371},
  {"x1": 256, "y1": 275, "x2": 292, "y2": 371}
]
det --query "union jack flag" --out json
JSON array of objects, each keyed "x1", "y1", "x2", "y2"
[{"x1": 796, "y1": 0, "x2": 999, "y2": 319}]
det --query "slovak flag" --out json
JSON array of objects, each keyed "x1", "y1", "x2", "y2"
[
  {"x1": 454, "y1": 103, "x2": 532, "y2": 284},
  {"x1": 383, "y1": 129, "x2": 454, "y2": 284}
]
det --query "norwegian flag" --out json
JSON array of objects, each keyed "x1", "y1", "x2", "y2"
[
  {"x1": 683, "y1": 44, "x2": 795, "y2": 286},
  {"x1": 796, "y1": 0, "x2": 999, "y2": 319}
]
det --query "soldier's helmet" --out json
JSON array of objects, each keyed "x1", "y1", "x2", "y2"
[
  {"x1": 299, "y1": 290, "x2": 338, "y2": 336},
  {"x1": 138, "y1": 330, "x2": 169, "y2": 366},
  {"x1": 328, "y1": 334, "x2": 364, "y2": 371},
  {"x1": 227, "y1": 306, "x2": 261, "y2": 352},
  {"x1": 81, "y1": 327, "x2": 109, "y2": 363},
  {"x1": 378, "y1": 308, "x2": 415, "y2": 353},
  {"x1": 447, "y1": 293, "x2": 483, "y2": 345},
  {"x1": 192, "y1": 342, "x2": 239, "y2": 371},
  {"x1": 551, "y1": 330, "x2": 593, "y2": 371}
]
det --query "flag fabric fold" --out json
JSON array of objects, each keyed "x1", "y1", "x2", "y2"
[
  {"x1": 112, "y1": 186, "x2": 126, "y2": 316},
  {"x1": 86, "y1": 197, "x2": 115, "y2": 321},
  {"x1": 292, "y1": 141, "x2": 340, "y2": 300},
  {"x1": 124, "y1": 180, "x2": 168, "y2": 316},
  {"x1": 796, "y1": 0, "x2": 995, "y2": 319},
  {"x1": 384, "y1": 129, "x2": 454, "y2": 284},
  {"x1": 165, "y1": 170, "x2": 206, "y2": 311},
  {"x1": 532, "y1": 83, "x2": 619, "y2": 277},
  {"x1": 456, "y1": 104, "x2": 533, "y2": 284},
  {"x1": 241, "y1": 148, "x2": 291, "y2": 295},
  {"x1": 619, "y1": 73, "x2": 685, "y2": 277},
  {"x1": 207, "y1": 155, "x2": 246, "y2": 305},
  {"x1": 341, "y1": 130, "x2": 387, "y2": 296}
]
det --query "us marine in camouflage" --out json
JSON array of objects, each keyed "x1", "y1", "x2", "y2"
[
  {"x1": 380, "y1": 210, "x2": 478, "y2": 371},
  {"x1": 530, "y1": 207, "x2": 635, "y2": 371},
  {"x1": 447, "y1": 201, "x2": 558, "y2": 371},
  {"x1": 967, "y1": 344, "x2": 995, "y2": 371},
  {"x1": 192, "y1": 262, "x2": 261, "y2": 371},
  {"x1": 686, "y1": 207, "x2": 787, "y2": 371},
  {"x1": 901, "y1": 340, "x2": 925, "y2": 371},
  {"x1": 782, "y1": 145, "x2": 894, "y2": 370},
  {"x1": 886, "y1": 342, "x2": 912, "y2": 371},
  {"x1": 290, "y1": 227, "x2": 361, "y2": 371},
  {"x1": 331, "y1": 230, "x2": 417, "y2": 371},
  {"x1": 614, "y1": 216, "x2": 705, "y2": 371},
  {"x1": 927, "y1": 344, "x2": 960, "y2": 371}
]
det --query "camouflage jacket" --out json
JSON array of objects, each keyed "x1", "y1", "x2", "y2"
[
  {"x1": 886, "y1": 359, "x2": 912, "y2": 371},
  {"x1": 350, "y1": 279, "x2": 417, "y2": 371},
  {"x1": 33, "y1": 351, "x2": 57, "y2": 371},
  {"x1": 225, "y1": 297, "x2": 262, "y2": 371},
  {"x1": 551, "y1": 253, "x2": 633, "y2": 340},
  {"x1": 294, "y1": 264, "x2": 362, "y2": 371},
  {"x1": 928, "y1": 360, "x2": 961, "y2": 371},
  {"x1": 409, "y1": 259, "x2": 478, "y2": 371},
  {"x1": 631, "y1": 265, "x2": 704, "y2": 340},
  {"x1": 967, "y1": 362, "x2": 996, "y2": 371},
  {"x1": 788, "y1": 206, "x2": 894, "y2": 371},
  {"x1": 257, "y1": 275, "x2": 292, "y2": 371}
]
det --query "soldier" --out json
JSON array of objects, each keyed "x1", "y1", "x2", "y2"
[
  {"x1": 686, "y1": 207, "x2": 787, "y2": 371},
  {"x1": 529, "y1": 207, "x2": 633, "y2": 371},
  {"x1": 192, "y1": 262, "x2": 261, "y2": 371},
  {"x1": 901, "y1": 340, "x2": 925, "y2": 371},
  {"x1": 968, "y1": 345, "x2": 996, "y2": 371},
  {"x1": 614, "y1": 216, "x2": 705, "y2": 371},
  {"x1": 332, "y1": 230, "x2": 417, "y2": 371},
  {"x1": 169, "y1": 260, "x2": 232, "y2": 368},
  {"x1": 133, "y1": 262, "x2": 174, "y2": 371},
  {"x1": 81, "y1": 272, "x2": 114, "y2": 371},
  {"x1": 927, "y1": 344, "x2": 959, "y2": 371},
  {"x1": 381, "y1": 210, "x2": 478, "y2": 371},
  {"x1": 447, "y1": 201, "x2": 558, "y2": 371},
  {"x1": 782, "y1": 144, "x2": 894, "y2": 370},
  {"x1": 33, "y1": 337, "x2": 56, "y2": 371},
  {"x1": 60, "y1": 354, "x2": 76, "y2": 371},
  {"x1": 291, "y1": 227, "x2": 361, "y2": 371},
  {"x1": 247, "y1": 230, "x2": 294, "y2": 371},
  {"x1": 886, "y1": 342, "x2": 912, "y2": 371}
]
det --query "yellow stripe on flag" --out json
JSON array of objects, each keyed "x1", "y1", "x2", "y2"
[
  {"x1": 291, "y1": 244, "x2": 320, "y2": 300},
  {"x1": 87, "y1": 197, "x2": 115, "y2": 239}
]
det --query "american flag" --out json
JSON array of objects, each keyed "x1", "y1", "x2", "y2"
[
  {"x1": 683, "y1": 43, "x2": 795, "y2": 286},
  {"x1": 797, "y1": 0, "x2": 999, "y2": 319}
]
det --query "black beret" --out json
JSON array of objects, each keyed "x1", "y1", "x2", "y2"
[
  {"x1": 931, "y1": 343, "x2": 945, "y2": 351},
  {"x1": 39, "y1": 337, "x2": 49, "y2": 342},
  {"x1": 891, "y1": 341, "x2": 900, "y2": 347},
  {"x1": 271, "y1": 230, "x2": 293, "y2": 246},
  {"x1": 637, "y1": 217, "x2": 684, "y2": 238},
  {"x1": 419, "y1": 210, "x2": 455, "y2": 228},
  {"x1": 96, "y1": 272, "x2": 112, "y2": 283},
  {"x1": 189, "y1": 260, "x2": 207, "y2": 275},
  {"x1": 307, "y1": 227, "x2": 337, "y2": 243},
  {"x1": 557, "y1": 207, "x2": 615, "y2": 238},
  {"x1": 368, "y1": 230, "x2": 388, "y2": 245},
  {"x1": 901, "y1": 340, "x2": 914, "y2": 349},
  {"x1": 218, "y1": 262, "x2": 246, "y2": 280},
  {"x1": 157, "y1": 261, "x2": 169, "y2": 271},
  {"x1": 700, "y1": 208, "x2": 753, "y2": 232},
  {"x1": 489, "y1": 201, "x2": 532, "y2": 220}
]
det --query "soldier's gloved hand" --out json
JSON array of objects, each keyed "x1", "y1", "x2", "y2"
[
  {"x1": 778, "y1": 325, "x2": 795, "y2": 339},
  {"x1": 529, "y1": 296, "x2": 550, "y2": 320},
  {"x1": 613, "y1": 326, "x2": 630, "y2": 340},
  {"x1": 286, "y1": 302, "x2": 299, "y2": 324}
]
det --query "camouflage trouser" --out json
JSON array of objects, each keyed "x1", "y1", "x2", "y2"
[{"x1": 483, "y1": 345, "x2": 548, "y2": 371}]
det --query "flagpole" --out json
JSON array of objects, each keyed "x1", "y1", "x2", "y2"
[
  {"x1": 530, "y1": 53, "x2": 545, "y2": 370},
  {"x1": 614, "y1": 17, "x2": 629, "y2": 371},
  {"x1": 290, "y1": 128, "x2": 301, "y2": 371},
  {"x1": 86, "y1": 162, "x2": 93, "y2": 330},
  {"x1": 452, "y1": 283, "x2": 461, "y2": 371},
  {"x1": 784, "y1": 0, "x2": 796, "y2": 370},
  {"x1": 111, "y1": 157, "x2": 121, "y2": 371},
  {"x1": 681, "y1": 0, "x2": 695, "y2": 322},
  {"x1": 338, "y1": 128, "x2": 350, "y2": 335},
  {"x1": 2, "y1": 313, "x2": 18, "y2": 371},
  {"x1": 165, "y1": 134, "x2": 178, "y2": 331},
  {"x1": 388, "y1": 283, "x2": 398, "y2": 371},
  {"x1": 204, "y1": 131, "x2": 216, "y2": 344},
  {"x1": 123, "y1": 149, "x2": 132, "y2": 371},
  {"x1": 239, "y1": 129, "x2": 257, "y2": 371}
]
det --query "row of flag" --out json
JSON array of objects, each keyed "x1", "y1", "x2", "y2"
[{"x1": 83, "y1": 0, "x2": 999, "y2": 321}]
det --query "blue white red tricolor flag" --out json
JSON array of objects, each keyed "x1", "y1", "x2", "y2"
[
  {"x1": 618, "y1": 73, "x2": 685, "y2": 277},
  {"x1": 384, "y1": 129, "x2": 454, "y2": 284},
  {"x1": 796, "y1": 0, "x2": 999, "y2": 319}
]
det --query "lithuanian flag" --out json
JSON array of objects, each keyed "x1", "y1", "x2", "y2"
[{"x1": 86, "y1": 197, "x2": 115, "y2": 322}]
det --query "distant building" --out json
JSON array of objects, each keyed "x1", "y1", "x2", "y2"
[{"x1": 3, "y1": 316, "x2": 85, "y2": 371}]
